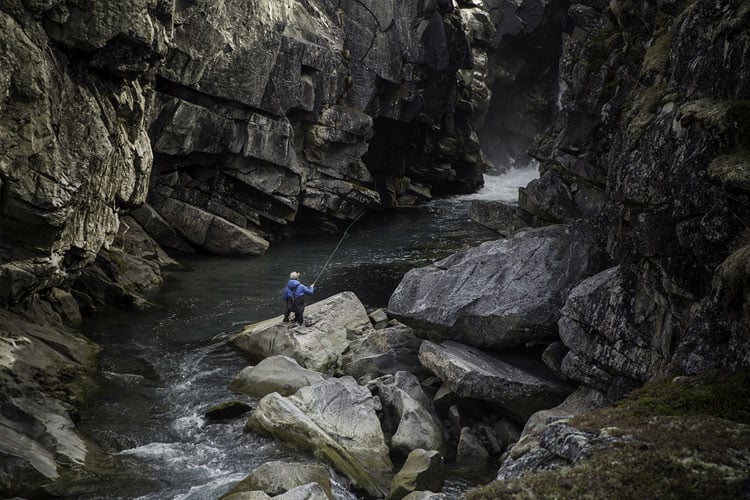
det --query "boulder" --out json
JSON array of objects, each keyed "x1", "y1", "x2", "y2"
[
  {"x1": 401, "y1": 493, "x2": 452, "y2": 500},
  {"x1": 456, "y1": 427, "x2": 490, "y2": 465},
  {"x1": 388, "y1": 224, "x2": 610, "y2": 350},
  {"x1": 229, "y1": 356, "x2": 325, "y2": 398},
  {"x1": 221, "y1": 492, "x2": 271, "y2": 500},
  {"x1": 369, "y1": 308, "x2": 390, "y2": 329},
  {"x1": 542, "y1": 342, "x2": 569, "y2": 382},
  {"x1": 223, "y1": 461, "x2": 332, "y2": 499},
  {"x1": 273, "y1": 483, "x2": 329, "y2": 500},
  {"x1": 369, "y1": 372, "x2": 446, "y2": 456},
  {"x1": 338, "y1": 321, "x2": 425, "y2": 380},
  {"x1": 468, "y1": 200, "x2": 537, "y2": 237},
  {"x1": 231, "y1": 292, "x2": 374, "y2": 372},
  {"x1": 246, "y1": 377, "x2": 392, "y2": 497},
  {"x1": 418, "y1": 341, "x2": 574, "y2": 420},
  {"x1": 558, "y1": 266, "x2": 673, "y2": 396},
  {"x1": 223, "y1": 483, "x2": 328, "y2": 500},
  {"x1": 387, "y1": 449, "x2": 445, "y2": 500}
]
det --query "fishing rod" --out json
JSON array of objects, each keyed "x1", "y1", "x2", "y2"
[{"x1": 311, "y1": 211, "x2": 364, "y2": 285}]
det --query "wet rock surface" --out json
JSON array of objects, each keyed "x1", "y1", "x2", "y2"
[
  {"x1": 419, "y1": 341, "x2": 574, "y2": 420},
  {"x1": 223, "y1": 461, "x2": 333, "y2": 500},
  {"x1": 246, "y1": 377, "x2": 393, "y2": 498},
  {"x1": 389, "y1": 223, "x2": 610, "y2": 350},
  {"x1": 230, "y1": 291, "x2": 373, "y2": 372},
  {"x1": 229, "y1": 355, "x2": 326, "y2": 399}
]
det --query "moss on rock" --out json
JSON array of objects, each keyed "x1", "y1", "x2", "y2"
[{"x1": 466, "y1": 371, "x2": 750, "y2": 500}]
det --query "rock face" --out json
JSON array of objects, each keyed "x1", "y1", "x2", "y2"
[
  {"x1": 0, "y1": 309, "x2": 98, "y2": 497},
  {"x1": 0, "y1": 1, "x2": 496, "y2": 495},
  {"x1": 473, "y1": 0, "x2": 570, "y2": 169},
  {"x1": 389, "y1": 224, "x2": 610, "y2": 350},
  {"x1": 0, "y1": 3, "x2": 165, "y2": 307},
  {"x1": 419, "y1": 341, "x2": 573, "y2": 420},
  {"x1": 146, "y1": 0, "x2": 488, "y2": 241},
  {"x1": 518, "y1": 0, "x2": 750, "y2": 396},
  {"x1": 230, "y1": 292, "x2": 374, "y2": 372},
  {"x1": 246, "y1": 377, "x2": 393, "y2": 497}
]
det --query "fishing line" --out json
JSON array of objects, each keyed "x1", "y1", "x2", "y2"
[{"x1": 311, "y1": 212, "x2": 364, "y2": 285}]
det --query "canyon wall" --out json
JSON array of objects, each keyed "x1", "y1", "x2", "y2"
[{"x1": 0, "y1": 0, "x2": 497, "y2": 495}]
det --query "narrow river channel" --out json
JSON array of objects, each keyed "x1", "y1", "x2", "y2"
[{"x1": 74, "y1": 167, "x2": 538, "y2": 499}]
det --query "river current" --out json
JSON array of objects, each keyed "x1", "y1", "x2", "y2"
[{"x1": 75, "y1": 167, "x2": 539, "y2": 499}]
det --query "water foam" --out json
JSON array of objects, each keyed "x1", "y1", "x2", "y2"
[{"x1": 459, "y1": 162, "x2": 540, "y2": 204}]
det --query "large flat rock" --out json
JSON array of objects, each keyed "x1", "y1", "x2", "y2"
[
  {"x1": 418, "y1": 341, "x2": 574, "y2": 420},
  {"x1": 388, "y1": 224, "x2": 610, "y2": 349},
  {"x1": 230, "y1": 292, "x2": 374, "y2": 372}
]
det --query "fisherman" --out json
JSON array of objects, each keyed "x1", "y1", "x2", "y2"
[{"x1": 282, "y1": 271, "x2": 315, "y2": 326}]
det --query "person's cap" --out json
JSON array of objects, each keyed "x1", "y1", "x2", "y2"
[{"x1": 290, "y1": 271, "x2": 299, "y2": 279}]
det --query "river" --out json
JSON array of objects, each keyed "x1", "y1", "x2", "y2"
[{"x1": 74, "y1": 167, "x2": 539, "y2": 499}]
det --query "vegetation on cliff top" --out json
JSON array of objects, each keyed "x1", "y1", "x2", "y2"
[{"x1": 467, "y1": 370, "x2": 750, "y2": 499}]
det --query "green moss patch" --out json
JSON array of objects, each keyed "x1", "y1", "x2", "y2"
[{"x1": 467, "y1": 371, "x2": 750, "y2": 500}]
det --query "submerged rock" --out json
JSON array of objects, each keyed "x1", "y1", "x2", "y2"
[
  {"x1": 419, "y1": 341, "x2": 574, "y2": 420},
  {"x1": 229, "y1": 356, "x2": 325, "y2": 398},
  {"x1": 388, "y1": 224, "x2": 610, "y2": 350},
  {"x1": 230, "y1": 292, "x2": 373, "y2": 372},
  {"x1": 246, "y1": 377, "x2": 392, "y2": 497}
]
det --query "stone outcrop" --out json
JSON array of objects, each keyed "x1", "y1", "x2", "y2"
[
  {"x1": 0, "y1": 2, "x2": 166, "y2": 307},
  {"x1": 230, "y1": 292, "x2": 374, "y2": 372},
  {"x1": 419, "y1": 341, "x2": 574, "y2": 420},
  {"x1": 516, "y1": 0, "x2": 750, "y2": 396},
  {"x1": 146, "y1": 0, "x2": 489, "y2": 242},
  {"x1": 246, "y1": 377, "x2": 393, "y2": 498},
  {"x1": 0, "y1": 309, "x2": 98, "y2": 497},
  {"x1": 389, "y1": 223, "x2": 610, "y2": 350}
]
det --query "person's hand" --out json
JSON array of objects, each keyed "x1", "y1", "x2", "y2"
[{"x1": 311, "y1": 283, "x2": 315, "y2": 288}]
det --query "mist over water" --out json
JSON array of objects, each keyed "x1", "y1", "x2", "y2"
[{"x1": 75, "y1": 169, "x2": 539, "y2": 499}]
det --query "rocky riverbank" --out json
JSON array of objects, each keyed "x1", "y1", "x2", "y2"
[
  {"x1": 2, "y1": 0, "x2": 748, "y2": 497},
  {"x1": 224, "y1": 291, "x2": 569, "y2": 498},
  {"x1": 0, "y1": 0, "x2": 511, "y2": 494}
]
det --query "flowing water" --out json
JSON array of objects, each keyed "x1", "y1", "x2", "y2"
[{"x1": 74, "y1": 167, "x2": 538, "y2": 499}]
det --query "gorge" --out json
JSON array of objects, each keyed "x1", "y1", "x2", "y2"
[{"x1": 1, "y1": 0, "x2": 748, "y2": 498}]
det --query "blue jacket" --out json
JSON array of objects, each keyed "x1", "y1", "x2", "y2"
[{"x1": 282, "y1": 279, "x2": 314, "y2": 303}]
